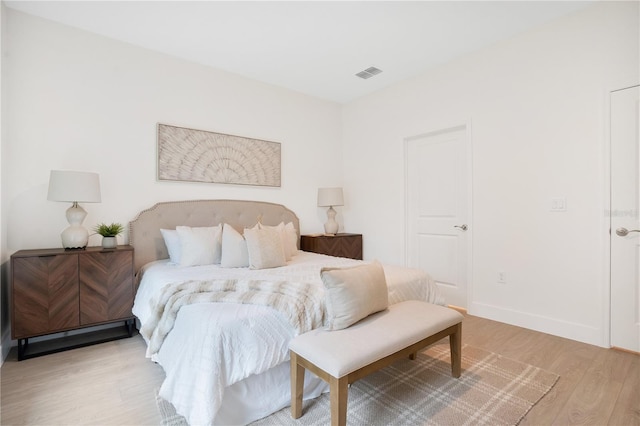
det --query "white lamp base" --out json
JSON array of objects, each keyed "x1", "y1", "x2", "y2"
[
  {"x1": 61, "y1": 202, "x2": 89, "y2": 249},
  {"x1": 324, "y1": 206, "x2": 339, "y2": 235}
]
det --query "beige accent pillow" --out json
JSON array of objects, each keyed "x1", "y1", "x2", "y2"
[
  {"x1": 258, "y1": 222, "x2": 298, "y2": 260},
  {"x1": 321, "y1": 261, "x2": 389, "y2": 331},
  {"x1": 176, "y1": 225, "x2": 222, "y2": 267},
  {"x1": 244, "y1": 226, "x2": 287, "y2": 269},
  {"x1": 283, "y1": 222, "x2": 298, "y2": 258}
]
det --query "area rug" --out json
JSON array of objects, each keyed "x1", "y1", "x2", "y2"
[{"x1": 156, "y1": 343, "x2": 559, "y2": 426}]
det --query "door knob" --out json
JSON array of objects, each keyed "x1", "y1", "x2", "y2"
[
  {"x1": 454, "y1": 224, "x2": 468, "y2": 231},
  {"x1": 616, "y1": 227, "x2": 640, "y2": 237}
]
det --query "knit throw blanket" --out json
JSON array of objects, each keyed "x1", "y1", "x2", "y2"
[{"x1": 140, "y1": 279, "x2": 325, "y2": 357}]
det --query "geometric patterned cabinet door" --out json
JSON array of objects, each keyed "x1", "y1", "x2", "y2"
[
  {"x1": 11, "y1": 246, "x2": 135, "y2": 360},
  {"x1": 79, "y1": 250, "x2": 133, "y2": 325},
  {"x1": 12, "y1": 254, "x2": 79, "y2": 338}
]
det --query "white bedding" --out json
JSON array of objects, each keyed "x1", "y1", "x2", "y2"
[{"x1": 133, "y1": 251, "x2": 442, "y2": 425}]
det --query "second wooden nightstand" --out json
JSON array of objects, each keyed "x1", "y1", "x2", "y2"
[{"x1": 300, "y1": 233, "x2": 363, "y2": 260}]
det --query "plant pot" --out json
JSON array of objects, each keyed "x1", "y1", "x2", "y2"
[{"x1": 102, "y1": 236, "x2": 117, "y2": 249}]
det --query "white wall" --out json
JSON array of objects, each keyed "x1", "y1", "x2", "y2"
[
  {"x1": 3, "y1": 9, "x2": 343, "y2": 250},
  {"x1": 342, "y1": 1, "x2": 639, "y2": 347},
  {"x1": 1, "y1": 10, "x2": 343, "y2": 350},
  {"x1": 0, "y1": 1, "x2": 7, "y2": 364}
]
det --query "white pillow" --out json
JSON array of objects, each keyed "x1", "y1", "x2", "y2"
[
  {"x1": 176, "y1": 225, "x2": 222, "y2": 267},
  {"x1": 160, "y1": 229, "x2": 181, "y2": 264},
  {"x1": 244, "y1": 226, "x2": 286, "y2": 269},
  {"x1": 259, "y1": 222, "x2": 298, "y2": 260},
  {"x1": 221, "y1": 224, "x2": 249, "y2": 268},
  {"x1": 321, "y1": 261, "x2": 389, "y2": 331}
]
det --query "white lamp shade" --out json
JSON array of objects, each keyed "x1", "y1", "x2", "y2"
[
  {"x1": 317, "y1": 187, "x2": 344, "y2": 207},
  {"x1": 47, "y1": 170, "x2": 101, "y2": 203}
]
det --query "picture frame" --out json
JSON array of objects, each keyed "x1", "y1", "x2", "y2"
[{"x1": 157, "y1": 123, "x2": 281, "y2": 187}]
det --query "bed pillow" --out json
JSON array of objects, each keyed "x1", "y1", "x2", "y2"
[
  {"x1": 321, "y1": 261, "x2": 388, "y2": 331},
  {"x1": 244, "y1": 226, "x2": 286, "y2": 269},
  {"x1": 284, "y1": 222, "x2": 299, "y2": 258},
  {"x1": 220, "y1": 224, "x2": 249, "y2": 268},
  {"x1": 259, "y1": 222, "x2": 298, "y2": 260},
  {"x1": 160, "y1": 229, "x2": 181, "y2": 264},
  {"x1": 176, "y1": 225, "x2": 222, "y2": 267}
]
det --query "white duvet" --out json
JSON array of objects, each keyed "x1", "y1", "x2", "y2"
[{"x1": 133, "y1": 251, "x2": 442, "y2": 426}]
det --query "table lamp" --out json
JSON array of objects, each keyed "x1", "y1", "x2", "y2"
[
  {"x1": 317, "y1": 187, "x2": 344, "y2": 235},
  {"x1": 47, "y1": 170, "x2": 101, "y2": 249}
]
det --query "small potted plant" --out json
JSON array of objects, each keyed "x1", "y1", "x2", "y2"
[{"x1": 94, "y1": 222, "x2": 124, "y2": 249}]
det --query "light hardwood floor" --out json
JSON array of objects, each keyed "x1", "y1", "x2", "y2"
[{"x1": 1, "y1": 314, "x2": 638, "y2": 425}]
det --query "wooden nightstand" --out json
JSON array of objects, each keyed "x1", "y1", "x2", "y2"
[
  {"x1": 11, "y1": 245, "x2": 135, "y2": 360},
  {"x1": 300, "y1": 233, "x2": 363, "y2": 260}
]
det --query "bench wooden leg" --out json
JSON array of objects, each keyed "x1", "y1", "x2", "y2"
[
  {"x1": 450, "y1": 322, "x2": 462, "y2": 378},
  {"x1": 329, "y1": 375, "x2": 348, "y2": 426},
  {"x1": 409, "y1": 351, "x2": 417, "y2": 360},
  {"x1": 290, "y1": 352, "x2": 305, "y2": 419}
]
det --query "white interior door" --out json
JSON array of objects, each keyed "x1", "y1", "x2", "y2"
[
  {"x1": 406, "y1": 126, "x2": 469, "y2": 308},
  {"x1": 610, "y1": 85, "x2": 640, "y2": 352}
]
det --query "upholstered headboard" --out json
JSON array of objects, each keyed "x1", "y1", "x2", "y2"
[{"x1": 129, "y1": 199, "x2": 300, "y2": 272}]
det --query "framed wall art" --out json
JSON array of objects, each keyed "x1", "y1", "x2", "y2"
[{"x1": 157, "y1": 123, "x2": 281, "y2": 187}]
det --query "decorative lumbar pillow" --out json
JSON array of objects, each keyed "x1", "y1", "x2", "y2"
[
  {"x1": 244, "y1": 226, "x2": 286, "y2": 269},
  {"x1": 176, "y1": 225, "x2": 222, "y2": 267},
  {"x1": 321, "y1": 261, "x2": 389, "y2": 331},
  {"x1": 160, "y1": 229, "x2": 181, "y2": 264},
  {"x1": 259, "y1": 222, "x2": 298, "y2": 260},
  {"x1": 220, "y1": 224, "x2": 249, "y2": 268}
]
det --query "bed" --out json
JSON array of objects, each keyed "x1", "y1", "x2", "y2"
[{"x1": 129, "y1": 199, "x2": 442, "y2": 426}]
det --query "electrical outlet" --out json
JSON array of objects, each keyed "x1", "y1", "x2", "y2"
[
  {"x1": 497, "y1": 271, "x2": 506, "y2": 284},
  {"x1": 550, "y1": 197, "x2": 567, "y2": 212}
]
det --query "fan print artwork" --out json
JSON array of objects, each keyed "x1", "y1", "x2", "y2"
[{"x1": 157, "y1": 123, "x2": 281, "y2": 187}]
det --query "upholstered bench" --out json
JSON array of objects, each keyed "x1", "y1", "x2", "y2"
[{"x1": 289, "y1": 299, "x2": 464, "y2": 426}]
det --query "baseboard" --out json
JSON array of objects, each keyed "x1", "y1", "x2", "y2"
[
  {"x1": 612, "y1": 346, "x2": 640, "y2": 356},
  {"x1": 1, "y1": 327, "x2": 12, "y2": 366},
  {"x1": 468, "y1": 301, "x2": 605, "y2": 347}
]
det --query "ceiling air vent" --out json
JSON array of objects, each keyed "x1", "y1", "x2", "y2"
[{"x1": 355, "y1": 66, "x2": 383, "y2": 79}]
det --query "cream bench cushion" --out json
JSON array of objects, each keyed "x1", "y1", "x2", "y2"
[
  {"x1": 290, "y1": 300, "x2": 462, "y2": 377},
  {"x1": 289, "y1": 300, "x2": 464, "y2": 426}
]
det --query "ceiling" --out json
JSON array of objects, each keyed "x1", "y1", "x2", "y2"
[{"x1": 5, "y1": 1, "x2": 594, "y2": 103}]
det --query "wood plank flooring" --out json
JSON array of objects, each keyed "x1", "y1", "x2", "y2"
[
  {"x1": 1, "y1": 313, "x2": 638, "y2": 425},
  {"x1": 1, "y1": 335, "x2": 165, "y2": 425}
]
